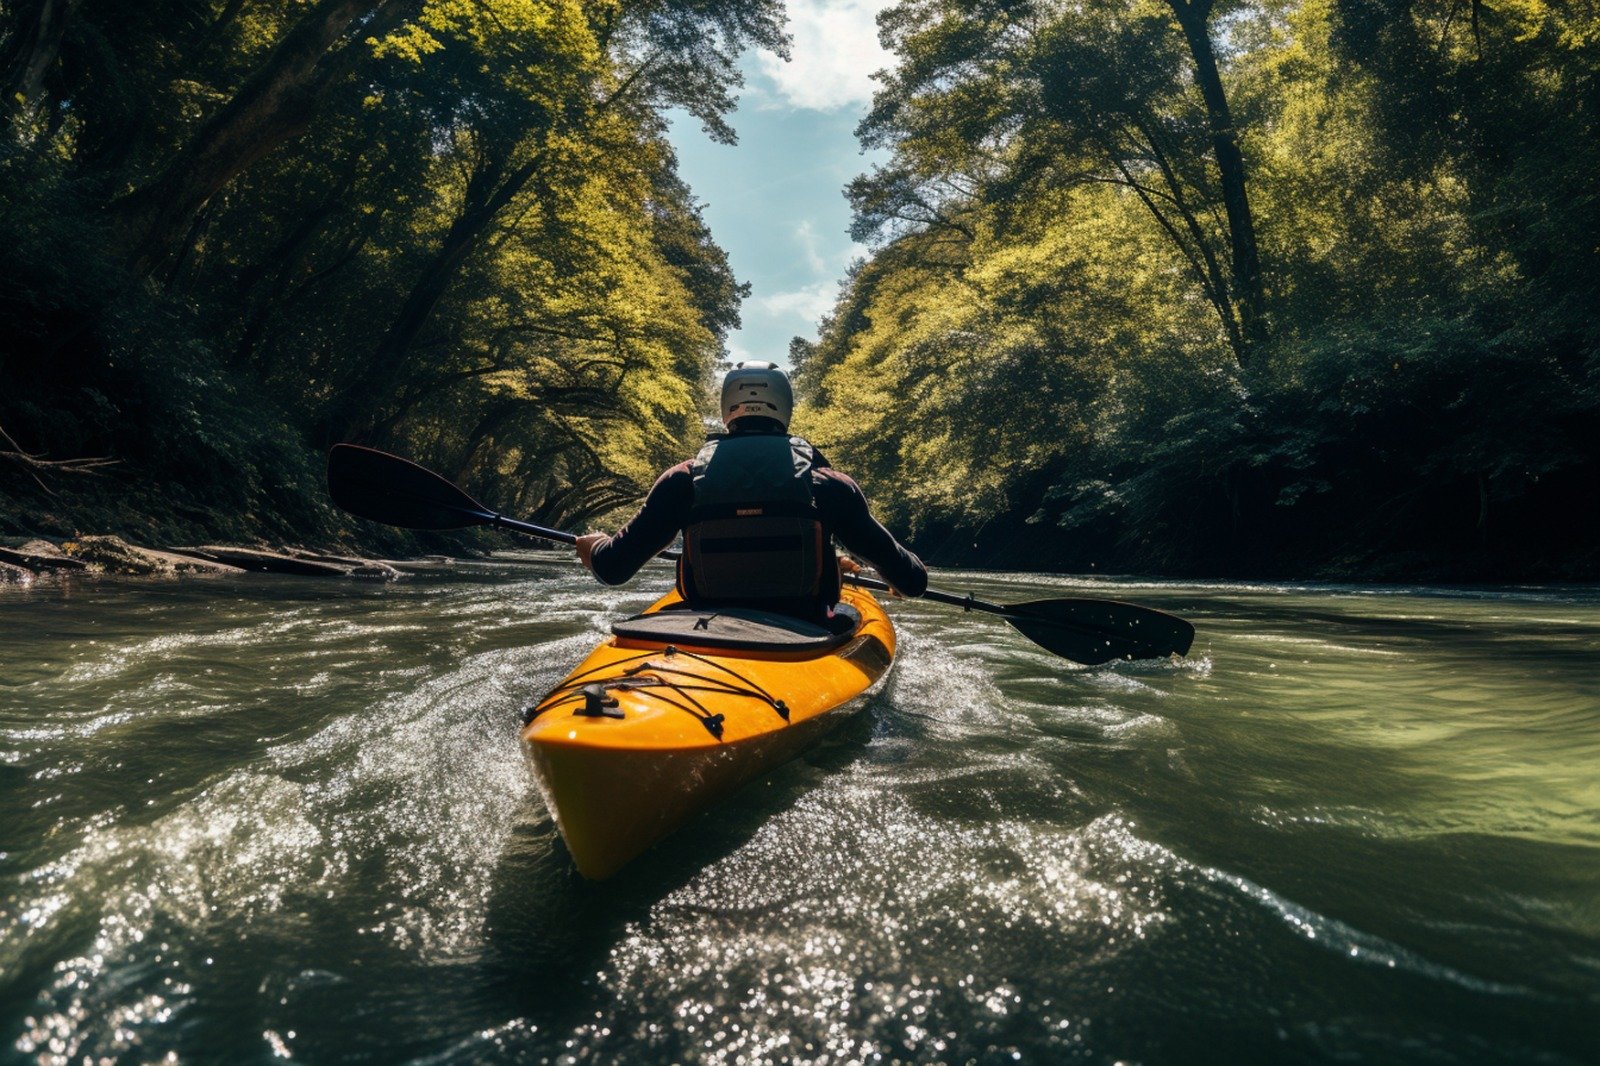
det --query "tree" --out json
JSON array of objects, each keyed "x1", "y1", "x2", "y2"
[
  {"x1": 855, "y1": 0, "x2": 1267, "y2": 364},
  {"x1": 0, "y1": 0, "x2": 781, "y2": 544},
  {"x1": 110, "y1": 0, "x2": 421, "y2": 274},
  {"x1": 800, "y1": 0, "x2": 1600, "y2": 577}
]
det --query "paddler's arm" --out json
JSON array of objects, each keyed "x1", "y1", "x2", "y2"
[
  {"x1": 815, "y1": 469, "x2": 929, "y2": 598},
  {"x1": 580, "y1": 462, "x2": 692, "y2": 585}
]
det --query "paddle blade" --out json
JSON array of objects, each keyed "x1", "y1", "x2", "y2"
[
  {"x1": 1003, "y1": 598, "x2": 1195, "y2": 665},
  {"x1": 327, "y1": 444, "x2": 493, "y2": 530}
]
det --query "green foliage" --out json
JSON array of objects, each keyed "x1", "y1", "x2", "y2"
[
  {"x1": 804, "y1": 0, "x2": 1600, "y2": 578},
  {"x1": 0, "y1": 0, "x2": 781, "y2": 544}
]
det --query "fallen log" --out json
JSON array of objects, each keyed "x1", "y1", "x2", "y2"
[
  {"x1": 0, "y1": 541, "x2": 89, "y2": 571},
  {"x1": 168, "y1": 545, "x2": 352, "y2": 576},
  {"x1": 283, "y1": 548, "x2": 401, "y2": 579},
  {"x1": 63, "y1": 536, "x2": 244, "y2": 575}
]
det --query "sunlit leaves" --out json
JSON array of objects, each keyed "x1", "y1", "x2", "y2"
[
  {"x1": 0, "y1": 0, "x2": 778, "y2": 534},
  {"x1": 804, "y1": 0, "x2": 1600, "y2": 573}
]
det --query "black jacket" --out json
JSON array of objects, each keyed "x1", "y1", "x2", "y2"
[{"x1": 590, "y1": 428, "x2": 928, "y2": 607}]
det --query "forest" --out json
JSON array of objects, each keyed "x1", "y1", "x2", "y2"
[
  {"x1": 798, "y1": 0, "x2": 1599, "y2": 578},
  {"x1": 0, "y1": 0, "x2": 780, "y2": 549},
  {"x1": 3, "y1": 0, "x2": 1597, "y2": 577}
]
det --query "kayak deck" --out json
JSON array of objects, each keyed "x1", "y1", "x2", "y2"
[{"x1": 520, "y1": 586, "x2": 895, "y2": 878}]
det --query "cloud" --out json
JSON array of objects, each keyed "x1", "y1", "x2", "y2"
[
  {"x1": 755, "y1": 0, "x2": 894, "y2": 111},
  {"x1": 755, "y1": 281, "x2": 838, "y2": 322},
  {"x1": 796, "y1": 222, "x2": 874, "y2": 278},
  {"x1": 795, "y1": 221, "x2": 828, "y2": 274}
]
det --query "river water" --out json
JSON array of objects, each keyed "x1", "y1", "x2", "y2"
[{"x1": 1, "y1": 558, "x2": 1596, "y2": 1064}]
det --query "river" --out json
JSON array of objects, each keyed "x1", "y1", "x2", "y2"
[{"x1": 2, "y1": 558, "x2": 1597, "y2": 1063}]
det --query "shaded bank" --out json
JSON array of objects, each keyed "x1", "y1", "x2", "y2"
[{"x1": 890, "y1": 496, "x2": 1600, "y2": 585}]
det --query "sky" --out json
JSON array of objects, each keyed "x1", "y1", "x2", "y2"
[{"x1": 665, "y1": 0, "x2": 895, "y2": 369}]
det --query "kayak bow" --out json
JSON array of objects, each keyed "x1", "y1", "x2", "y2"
[{"x1": 520, "y1": 585, "x2": 895, "y2": 879}]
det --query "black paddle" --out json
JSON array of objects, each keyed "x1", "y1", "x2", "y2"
[
  {"x1": 842, "y1": 573, "x2": 1193, "y2": 665},
  {"x1": 327, "y1": 444, "x2": 1195, "y2": 664},
  {"x1": 328, "y1": 443, "x2": 581, "y2": 545}
]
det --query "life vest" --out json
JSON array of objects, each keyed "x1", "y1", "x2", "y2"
[{"x1": 682, "y1": 432, "x2": 826, "y2": 606}]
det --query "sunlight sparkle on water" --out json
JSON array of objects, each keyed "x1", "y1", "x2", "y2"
[{"x1": 2, "y1": 565, "x2": 1596, "y2": 1062}]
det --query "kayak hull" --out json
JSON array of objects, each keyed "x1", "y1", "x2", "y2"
[
  {"x1": 522, "y1": 689, "x2": 872, "y2": 879},
  {"x1": 520, "y1": 586, "x2": 895, "y2": 879}
]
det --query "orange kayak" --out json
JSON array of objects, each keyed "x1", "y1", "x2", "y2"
[{"x1": 520, "y1": 585, "x2": 895, "y2": 878}]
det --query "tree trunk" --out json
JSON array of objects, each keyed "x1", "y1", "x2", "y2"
[
  {"x1": 323, "y1": 149, "x2": 547, "y2": 444},
  {"x1": 231, "y1": 166, "x2": 365, "y2": 369},
  {"x1": 1477, "y1": 473, "x2": 1489, "y2": 551},
  {"x1": 1168, "y1": 0, "x2": 1267, "y2": 360},
  {"x1": 451, "y1": 398, "x2": 527, "y2": 482},
  {"x1": 110, "y1": 0, "x2": 416, "y2": 275},
  {"x1": 1111, "y1": 122, "x2": 1247, "y2": 360},
  {"x1": 2, "y1": 0, "x2": 84, "y2": 127},
  {"x1": 329, "y1": 66, "x2": 657, "y2": 443}
]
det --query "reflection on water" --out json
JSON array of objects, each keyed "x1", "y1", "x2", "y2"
[{"x1": 2, "y1": 559, "x2": 1597, "y2": 1063}]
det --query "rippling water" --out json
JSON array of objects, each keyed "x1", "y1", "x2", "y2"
[{"x1": 2, "y1": 558, "x2": 1597, "y2": 1063}]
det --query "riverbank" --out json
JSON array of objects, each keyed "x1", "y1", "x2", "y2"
[
  {"x1": 891, "y1": 510, "x2": 1600, "y2": 585},
  {"x1": 7, "y1": 468, "x2": 1599, "y2": 587},
  {"x1": 0, "y1": 468, "x2": 501, "y2": 581},
  {"x1": 0, "y1": 535, "x2": 428, "y2": 583}
]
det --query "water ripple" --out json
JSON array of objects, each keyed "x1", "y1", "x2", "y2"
[{"x1": 2, "y1": 566, "x2": 1596, "y2": 1063}]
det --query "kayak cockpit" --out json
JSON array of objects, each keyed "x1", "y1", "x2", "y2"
[{"x1": 609, "y1": 603, "x2": 861, "y2": 653}]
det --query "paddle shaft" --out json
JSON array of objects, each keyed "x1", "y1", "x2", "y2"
[
  {"x1": 475, "y1": 506, "x2": 686, "y2": 560},
  {"x1": 485, "y1": 511, "x2": 578, "y2": 545},
  {"x1": 341, "y1": 458, "x2": 1132, "y2": 628},
  {"x1": 848, "y1": 567, "x2": 1196, "y2": 657},
  {"x1": 843, "y1": 572, "x2": 1000, "y2": 611},
  {"x1": 436, "y1": 495, "x2": 914, "y2": 595},
  {"x1": 493, "y1": 520, "x2": 903, "y2": 600}
]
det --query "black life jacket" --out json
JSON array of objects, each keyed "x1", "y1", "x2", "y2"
[{"x1": 681, "y1": 432, "x2": 826, "y2": 606}]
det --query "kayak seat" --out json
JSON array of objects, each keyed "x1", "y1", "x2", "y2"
[{"x1": 611, "y1": 603, "x2": 861, "y2": 652}]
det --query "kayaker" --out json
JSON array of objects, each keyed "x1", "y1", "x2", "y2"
[{"x1": 573, "y1": 361, "x2": 928, "y2": 621}]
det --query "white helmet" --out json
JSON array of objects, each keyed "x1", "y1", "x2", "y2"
[{"x1": 720, "y1": 361, "x2": 794, "y2": 428}]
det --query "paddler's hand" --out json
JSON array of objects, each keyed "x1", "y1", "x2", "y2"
[
  {"x1": 575, "y1": 532, "x2": 608, "y2": 571},
  {"x1": 838, "y1": 556, "x2": 862, "y2": 576}
]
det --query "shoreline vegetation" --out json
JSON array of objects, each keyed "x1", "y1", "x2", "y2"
[
  {"x1": 792, "y1": 0, "x2": 1599, "y2": 583},
  {"x1": 1, "y1": 0, "x2": 783, "y2": 572},
  {"x1": 3, "y1": 1, "x2": 1597, "y2": 584}
]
